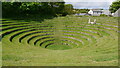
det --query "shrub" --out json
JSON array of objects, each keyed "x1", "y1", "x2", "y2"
[{"x1": 100, "y1": 14, "x2": 108, "y2": 17}]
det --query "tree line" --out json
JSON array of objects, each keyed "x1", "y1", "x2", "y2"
[
  {"x1": 2, "y1": 2, "x2": 75, "y2": 17},
  {"x1": 2, "y1": 0, "x2": 120, "y2": 18},
  {"x1": 109, "y1": 0, "x2": 120, "y2": 13}
]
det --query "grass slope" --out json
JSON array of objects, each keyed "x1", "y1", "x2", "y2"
[{"x1": 1, "y1": 16, "x2": 118, "y2": 66}]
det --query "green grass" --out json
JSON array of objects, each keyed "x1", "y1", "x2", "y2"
[
  {"x1": 1, "y1": 16, "x2": 118, "y2": 66},
  {"x1": 0, "y1": 42, "x2": 2, "y2": 67}
]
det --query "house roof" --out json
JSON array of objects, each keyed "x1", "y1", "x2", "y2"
[{"x1": 91, "y1": 9, "x2": 103, "y2": 12}]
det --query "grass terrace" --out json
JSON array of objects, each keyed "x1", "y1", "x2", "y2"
[{"x1": 1, "y1": 16, "x2": 118, "y2": 66}]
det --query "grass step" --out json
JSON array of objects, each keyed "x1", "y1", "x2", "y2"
[
  {"x1": 34, "y1": 36, "x2": 54, "y2": 45},
  {"x1": 19, "y1": 30, "x2": 54, "y2": 43},
  {"x1": 27, "y1": 34, "x2": 53, "y2": 44}
]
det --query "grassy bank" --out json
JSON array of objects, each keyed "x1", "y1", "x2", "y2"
[{"x1": 1, "y1": 16, "x2": 118, "y2": 66}]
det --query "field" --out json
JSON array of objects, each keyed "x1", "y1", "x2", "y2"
[{"x1": 1, "y1": 16, "x2": 118, "y2": 66}]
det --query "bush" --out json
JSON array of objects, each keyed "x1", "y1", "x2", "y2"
[{"x1": 100, "y1": 14, "x2": 108, "y2": 17}]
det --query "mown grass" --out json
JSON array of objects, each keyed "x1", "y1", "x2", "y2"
[{"x1": 1, "y1": 16, "x2": 118, "y2": 66}]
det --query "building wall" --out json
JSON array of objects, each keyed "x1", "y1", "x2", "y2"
[
  {"x1": 93, "y1": 11, "x2": 102, "y2": 16},
  {"x1": 114, "y1": 8, "x2": 120, "y2": 17},
  {"x1": 88, "y1": 10, "x2": 103, "y2": 16},
  {"x1": 88, "y1": 10, "x2": 93, "y2": 15}
]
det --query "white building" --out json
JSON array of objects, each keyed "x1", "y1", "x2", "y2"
[
  {"x1": 113, "y1": 8, "x2": 120, "y2": 17},
  {"x1": 88, "y1": 9, "x2": 111, "y2": 16},
  {"x1": 88, "y1": 9, "x2": 102, "y2": 16}
]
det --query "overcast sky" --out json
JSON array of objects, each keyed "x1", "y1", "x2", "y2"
[{"x1": 65, "y1": 0, "x2": 116, "y2": 9}]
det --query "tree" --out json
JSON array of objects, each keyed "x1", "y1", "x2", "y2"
[
  {"x1": 109, "y1": 0, "x2": 120, "y2": 13},
  {"x1": 2, "y1": 2, "x2": 65, "y2": 17},
  {"x1": 41, "y1": 2, "x2": 65, "y2": 15},
  {"x1": 62, "y1": 4, "x2": 74, "y2": 15}
]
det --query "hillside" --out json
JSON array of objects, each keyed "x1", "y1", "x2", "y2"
[{"x1": 1, "y1": 16, "x2": 118, "y2": 66}]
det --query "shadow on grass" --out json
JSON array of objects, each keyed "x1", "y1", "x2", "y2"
[{"x1": 2, "y1": 14, "x2": 56, "y2": 23}]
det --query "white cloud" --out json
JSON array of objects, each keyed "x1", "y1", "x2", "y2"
[
  {"x1": 64, "y1": 0, "x2": 116, "y2": 2},
  {"x1": 65, "y1": 0, "x2": 116, "y2": 9}
]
